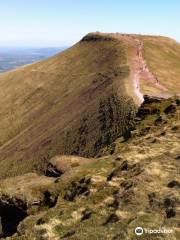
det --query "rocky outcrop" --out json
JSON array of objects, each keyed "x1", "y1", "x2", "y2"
[
  {"x1": 45, "y1": 155, "x2": 92, "y2": 177},
  {"x1": 0, "y1": 195, "x2": 27, "y2": 237},
  {"x1": 164, "y1": 103, "x2": 176, "y2": 114},
  {"x1": 64, "y1": 177, "x2": 91, "y2": 201},
  {"x1": 0, "y1": 173, "x2": 57, "y2": 238},
  {"x1": 143, "y1": 95, "x2": 163, "y2": 104}
]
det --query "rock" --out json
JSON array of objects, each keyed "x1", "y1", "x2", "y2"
[
  {"x1": 164, "y1": 104, "x2": 176, "y2": 114},
  {"x1": 166, "y1": 208, "x2": 176, "y2": 218},
  {"x1": 123, "y1": 129, "x2": 132, "y2": 141},
  {"x1": 45, "y1": 155, "x2": 92, "y2": 177},
  {"x1": 134, "y1": 117, "x2": 142, "y2": 122},
  {"x1": 107, "y1": 160, "x2": 129, "y2": 181},
  {"x1": 154, "y1": 116, "x2": 162, "y2": 125},
  {"x1": 160, "y1": 131, "x2": 166, "y2": 136},
  {"x1": 103, "y1": 213, "x2": 119, "y2": 225},
  {"x1": 167, "y1": 180, "x2": 180, "y2": 188},
  {"x1": 81, "y1": 209, "x2": 92, "y2": 221},
  {"x1": 143, "y1": 95, "x2": 163, "y2": 104},
  {"x1": 175, "y1": 99, "x2": 180, "y2": 106},
  {"x1": 43, "y1": 190, "x2": 58, "y2": 208},
  {"x1": 119, "y1": 160, "x2": 129, "y2": 171},
  {"x1": 151, "y1": 108, "x2": 160, "y2": 114},
  {"x1": 36, "y1": 218, "x2": 45, "y2": 225},
  {"x1": 61, "y1": 230, "x2": 76, "y2": 239},
  {"x1": 136, "y1": 107, "x2": 151, "y2": 119},
  {"x1": 140, "y1": 126, "x2": 150, "y2": 135},
  {"x1": 164, "y1": 198, "x2": 174, "y2": 208},
  {"x1": 64, "y1": 177, "x2": 91, "y2": 201},
  {"x1": 175, "y1": 155, "x2": 180, "y2": 160},
  {"x1": 115, "y1": 156, "x2": 123, "y2": 161},
  {"x1": 148, "y1": 192, "x2": 160, "y2": 209},
  {"x1": 113, "y1": 156, "x2": 123, "y2": 167},
  {"x1": 150, "y1": 138, "x2": 157, "y2": 143},
  {"x1": 121, "y1": 180, "x2": 133, "y2": 190},
  {"x1": 119, "y1": 189, "x2": 134, "y2": 203},
  {"x1": 81, "y1": 33, "x2": 113, "y2": 42},
  {"x1": 0, "y1": 173, "x2": 58, "y2": 237},
  {"x1": 45, "y1": 163, "x2": 62, "y2": 178},
  {"x1": 0, "y1": 195, "x2": 27, "y2": 238},
  {"x1": 171, "y1": 125, "x2": 179, "y2": 131},
  {"x1": 115, "y1": 210, "x2": 133, "y2": 220},
  {"x1": 129, "y1": 163, "x2": 142, "y2": 176},
  {"x1": 108, "y1": 197, "x2": 119, "y2": 209}
]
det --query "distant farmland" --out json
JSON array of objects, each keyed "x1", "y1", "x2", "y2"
[{"x1": 0, "y1": 47, "x2": 66, "y2": 72}]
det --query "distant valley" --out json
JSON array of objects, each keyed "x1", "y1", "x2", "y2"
[{"x1": 0, "y1": 47, "x2": 66, "y2": 72}]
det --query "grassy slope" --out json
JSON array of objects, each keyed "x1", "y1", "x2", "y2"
[
  {"x1": 0, "y1": 33, "x2": 179, "y2": 179},
  {"x1": 0, "y1": 97, "x2": 179, "y2": 240},
  {"x1": 140, "y1": 36, "x2": 180, "y2": 94},
  {"x1": 0, "y1": 33, "x2": 135, "y2": 178}
]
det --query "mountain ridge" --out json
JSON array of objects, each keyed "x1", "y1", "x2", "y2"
[{"x1": 0, "y1": 32, "x2": 179, "y2": 179}]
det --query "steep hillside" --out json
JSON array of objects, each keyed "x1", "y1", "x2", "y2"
[
  {"x1": 0, "y1": 33, "x2": 135, "y2": 178},
  {"x1": 0, "y1": 96, "x2": 179, "y2": 239},
  {"x1": 0, "y1": 32, "x2": 179, "y2": 179}
]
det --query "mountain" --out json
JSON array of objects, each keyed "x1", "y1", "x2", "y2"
[
  {"x1": 0, "y1": 32, "x2": 179, "y2": 239},
  {"x1": 0, "y1": 33, "x2": 179, "y2": 179}
]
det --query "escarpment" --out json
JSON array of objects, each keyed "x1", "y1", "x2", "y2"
[
  {"x1": 0, "y1": 32, "x2": 179, "y2": 180},
  {"x1": 0, "y1": 33, "x2": 134, "y2": 178}
]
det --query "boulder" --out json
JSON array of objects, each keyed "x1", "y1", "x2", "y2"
[
  {"x1": 164, "y1": 104, "x2": 176, "y2": 114},
  {"x1": 143, "y1": 95, "x2": 163, "y2": 104},
  {"x1": 46, "y1": 155, "x2": 92, "y2": 177},
  {"x1": 175, "y1": 99, "x2": 180, "y2": 106}
]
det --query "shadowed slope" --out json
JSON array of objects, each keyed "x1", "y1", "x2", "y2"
[{"x1": 0, "y1": 33, "x2": 135, "y2": 178}]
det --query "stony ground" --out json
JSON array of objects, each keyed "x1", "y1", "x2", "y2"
[{"x1": 0, "y1": 96, "x2": 179, "y2": 240}]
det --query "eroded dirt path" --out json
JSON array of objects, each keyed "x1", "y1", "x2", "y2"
[
  {"x1": 126, "y1": 36, "x2": 168, "y2": 104},
  {"x1": 136, "y1": 39, "x2": 168, "y2": 91},
  {"x1": 111, "y1": 33, "x2": 169, "y2": 104}
]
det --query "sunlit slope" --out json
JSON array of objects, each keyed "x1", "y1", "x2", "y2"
[
  {"x1": 0, "y1": 34, "x2": 135, "y2": 178},
  {"x1": 141, "y1": 35, "x2": 180, "y2": 94}
]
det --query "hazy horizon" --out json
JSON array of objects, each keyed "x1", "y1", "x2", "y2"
[
  {"x1": 0, "y1": 0, "x2": 179, "y2": 47},
  {"x1": 0, "y1": 46, "x2": 66, "y2": 72}
]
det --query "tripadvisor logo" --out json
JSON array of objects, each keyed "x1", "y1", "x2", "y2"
[
  {"x1": 135, "y1": 226, "x2": 173, "y2": 236},
  {"x1": 135, "y1": 227, "x2": 143, "y2": 236}
]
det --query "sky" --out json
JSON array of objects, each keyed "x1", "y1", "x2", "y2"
[{"x1": 0, "y1": 0, "x2": 179, "y2": 47}]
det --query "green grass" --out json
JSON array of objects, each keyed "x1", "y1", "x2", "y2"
[
  {"x1": 0, "y1": 96, "x2": 179, "y2": 240},
  {"x1": 142, "y1": 36, "x2": 180, "y2": 93}
]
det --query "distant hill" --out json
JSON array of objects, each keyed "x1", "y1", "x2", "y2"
[{"x1": 0, "y1": 32, "x2": 179, "y2": 179}]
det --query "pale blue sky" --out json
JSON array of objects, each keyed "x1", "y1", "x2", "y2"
[{"x1": 0, "y1": 0, "x2": 179, "y2": 47}]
